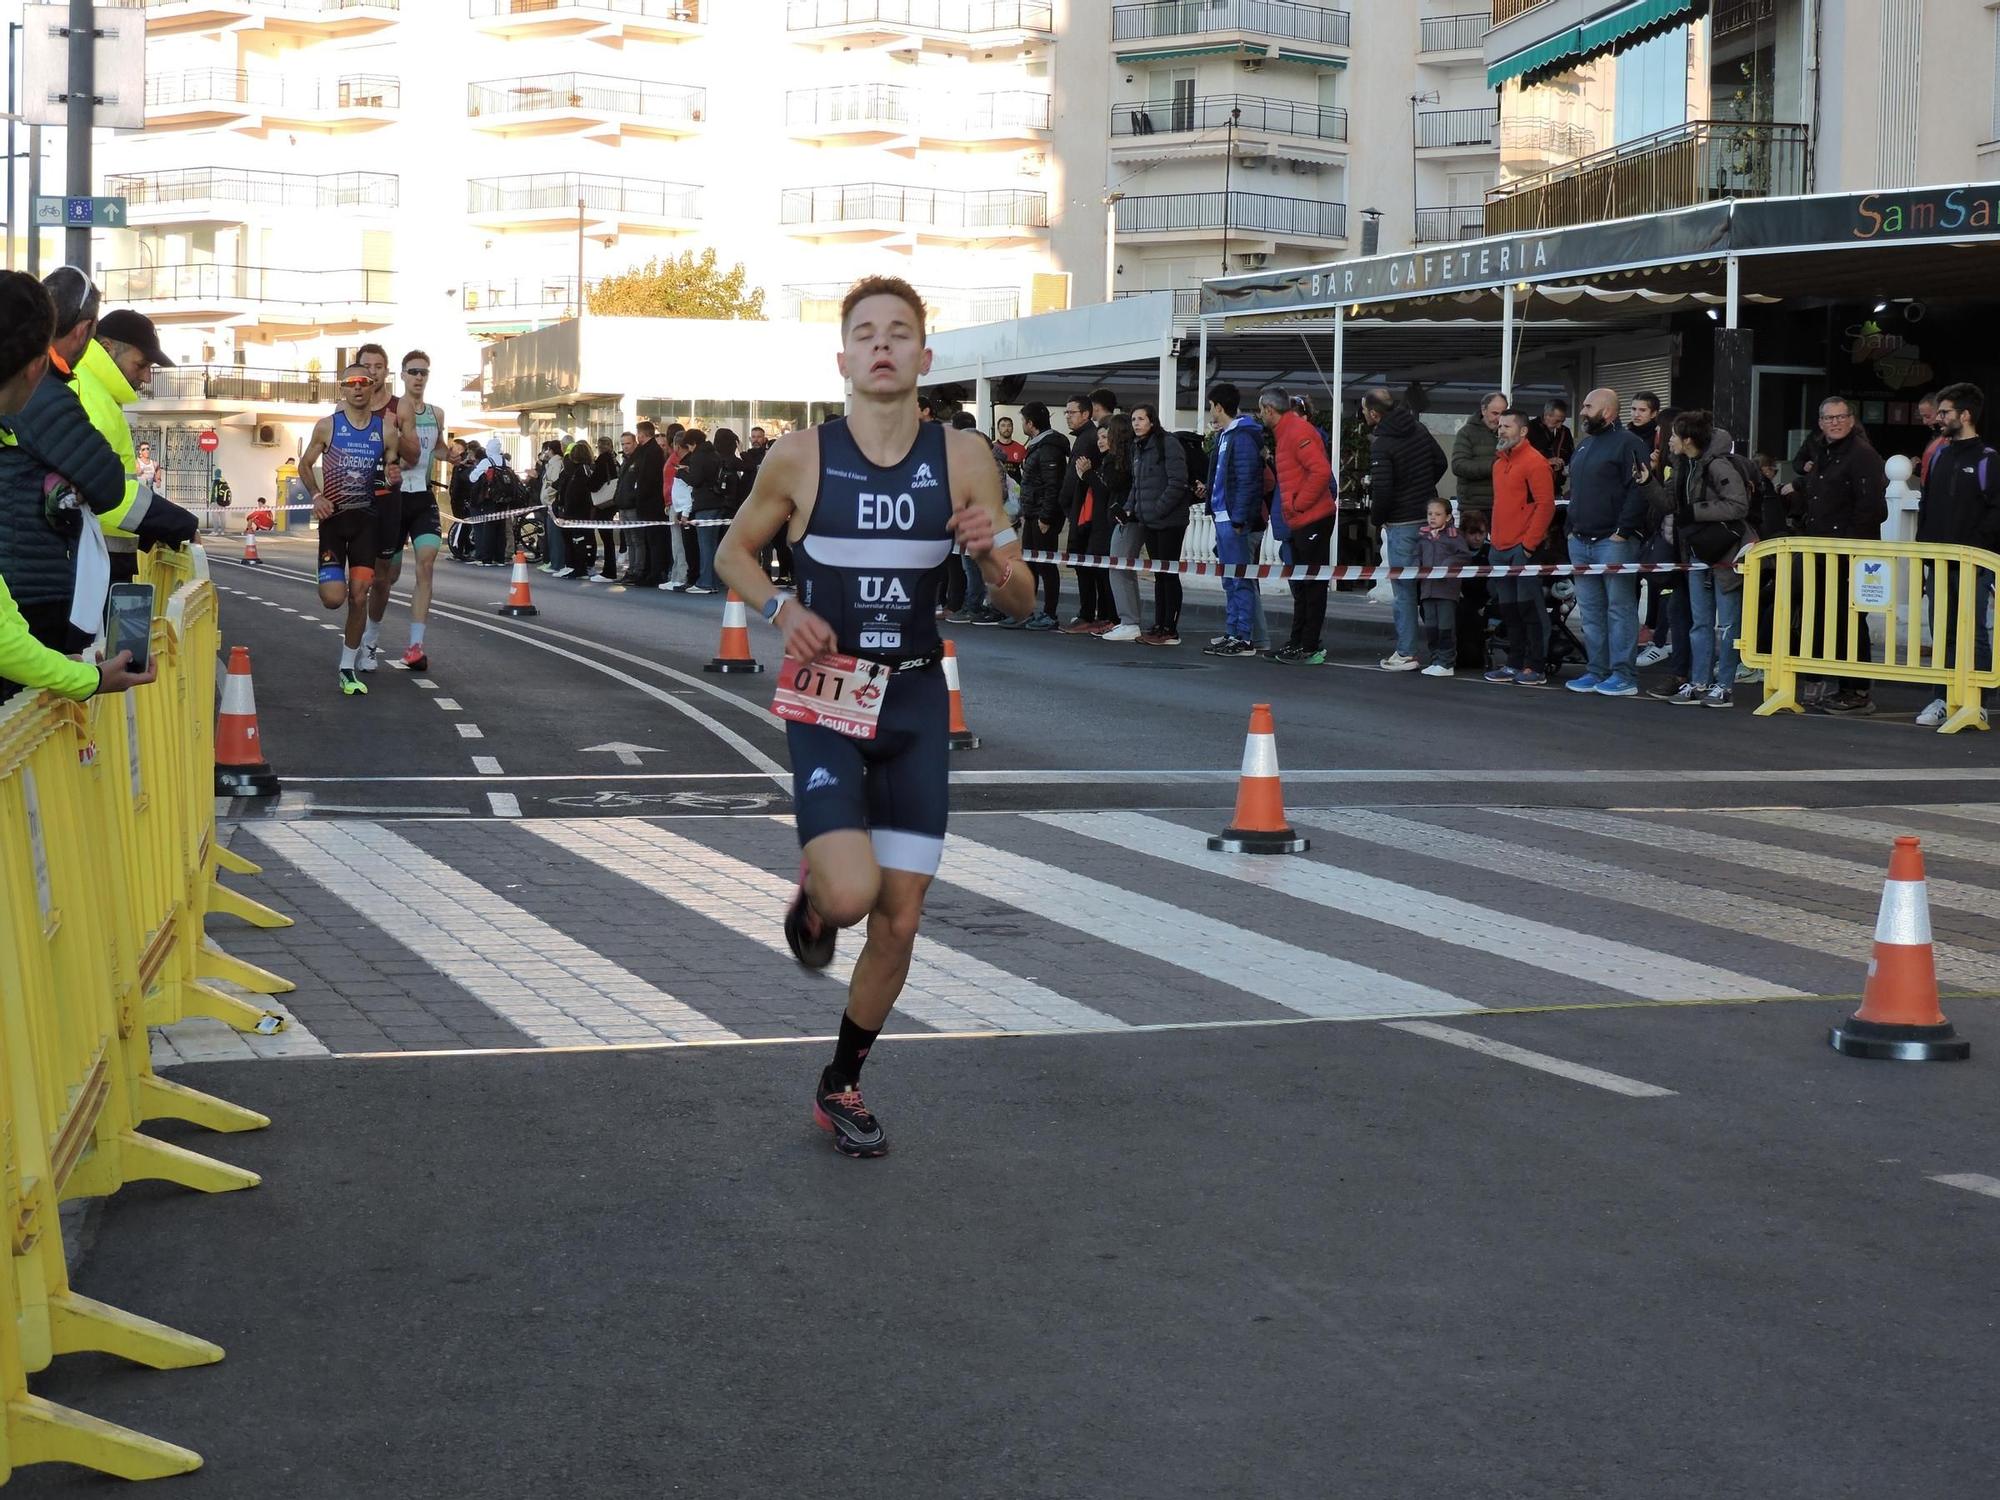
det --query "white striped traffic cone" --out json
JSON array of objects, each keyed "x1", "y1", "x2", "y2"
[
  {"x1": 1208, "y1": 703, "x2": 1306, "y2": 853},
  {"x1": 944, "y1": 640, "x2": 978, "y2": 750},
  {"x1": 1830, "y1": 836, "x2": 1968, "y2": 1061},
  {"x1": 704, "y1": 590, "x2": 764, "y2": 674},
  {"x1": 214, "y1": 646, "x2": 280, "y2": 797},
  {"x1": 499, "y1": 550, "x2": 538, "y2": 617}
]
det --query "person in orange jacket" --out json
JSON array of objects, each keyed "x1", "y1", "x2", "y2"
[
  {"x1": 1484, "y1": 407, "x2": 1557, "y2": 685},
  {"x1": 1259, "y1": 388, "x2": 1336, "y2": 663}
]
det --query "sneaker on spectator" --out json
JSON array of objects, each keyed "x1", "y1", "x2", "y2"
[
  {"x1": 1058, "y1": 617, "x2": 1096, "y2": 635},
  {"x1": 1595, "y1": 674, "x2": 1640, "y2": 697},
  {"x1": 1801, "y1": 679, "x2": 1831, "y2": 707},
  {"x1": 1513, "y1": 668, "x2": 1548, "y2": 686},
  {"x1": 945, "y1": 608, "x2": 975, "y2": 624},
  {"x1": 1636, "y1": 643, "x2": 1671, "y2": 668},
  {"x1": 1148, "y1": 630, "x2": 1182, "y2": 647},
  {"x1": 1703, "y1": 685, "x2": 1733, "y2": 709},
  {"x1": 1203, "y1": 637, "x2": 1253, "y2": 657},
  {"x1": 1565, "y1": 672, "x2": 1605, "y2": 694},
  {"x1": 1302, "y1": 649, "x2": 1325, "y2": 665},
  {"x1": 997, "y1": 614, "x2": 1030, "y2": 630},
  {"x1": 1648, "y1": 679, "x2": 1689, "y2": 701},
  {"x1": 1663, "y1": 682, "x2": 1705, "y2": 706},
  {"x1": 1272, "y1": 644, "x2": 1305, "y2": 663},
  {"x1": 1483, "y1": 667, "x2": 1518, "y2": 684},
  {"x1": 1824, "y1": 690, "x2": 1874, "y2": 716},
  {"x1": 971, "y1": 607, "x2": 1007, "y2": 625},
  {"x1": 1024, "y1": 613, "x2": 1058, "y2": 631},
  {"x1": 1735, "y1": 665, "x2": 1763, "y2": 685},
  {"x1": 1379, "y1": 652, "x2": 1421, "y2": 672},
  {"x1": 1915, "y1": 698, "x2": 1948, "y2": 728},
  {"x1": 1420, "y1": 663, "x2": 1454, "y2": 678},
  {"x1": 1086, "y1": 620, "x2": 1118, "y2": 636},
  {"x1": 1101, "y1": 623, "x2": 1142, "y2": 642}
]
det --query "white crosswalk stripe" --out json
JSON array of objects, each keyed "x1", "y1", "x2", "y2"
[
  {"x1": 1720, "y1": 808, "x2": 2000, "y2": 871},
  {"x1": 1292, "y1": 808, "x2": 2000, "y2": 990},
  {"x1": 525, "y1": 819, "x2": 1128, "y2": 1034},
  {"x1": 1049, "y1": 811, "x2": 1802, "y2": 1001}
]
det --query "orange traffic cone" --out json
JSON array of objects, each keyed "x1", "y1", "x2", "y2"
[
  {"x1": 1830, "y1": 836, "x2": 1968, "y2": 1060},
  {"x1": 703, "y1": 590, "x2": 765, "y2": 674},
  {"x1": 241, "y1": 530, "x2": 261, "y2": 565},
  {"x1": 943, "y1": 639, "x2": 978, "y2": 750},
  {"x1": 214, "y1": 646, "x2": 280, "y2": 797},
  {"x1": 499, "y1": 550, "x2": 538, "y2": 617},
  {"x1": 1208, "y1": 703, "x2": 1307, "y2": 854}
]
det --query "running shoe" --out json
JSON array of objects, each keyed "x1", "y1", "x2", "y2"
[
  {"x1": 997, "y1": 614, "x2": 1030, "y2": 630},
  {"x1": 1154, "y1": 631, "x2": 1183, "y2": 647},
  {"x1": 1703, "y1": 685, "x2": 1733, "y2": 709},
  {"x1": 1101, "y1": 623, "x2": 1142, "y2": 642},
  {"x1": 1662, "y1": 682, "x2": 1706, "y2": 706},
  {"x1": 1483, "y1": 667, "x2": 1518, "y2": 684},
  {"x1": 1421, "y1": 663, "x2": 1454, "y2": 678},
  {"x1": 945, "y1": 608, "x2": 975, "y2": 624},
  {"x1": 783, "y1": 874, "x2": 835, "y2": 970},
  {"x1": 1648, "y1": 679, "x2": 1690, "y2": 701},
  {"x1": 1272, "y1": 644, "x2": 1306, "y2": 663},
  {"x1": 1594, "y1": 674, "x2": 1640, "y2": 697},
  {"x1": 1823, "y1": 690, "x2": 1875, "y2": 717},
  {"x1": 338, "y1": 668, "x2": 368, "y2": 697},
  {"x1": 686, "y1": 585, "x2": 715, "y2": 596},
  {"x1": 1301, "y1": 648, "x2": 1325, "y2": 665},
  {"x1": 1058, "y1": 617, "x2": 1096, "y2": 635},
  {"x1": 1086, "y1": 620, "x2": 1118, "y2": 636},
  {"x1": 1513, "y1": 668, "x2": 1547, "y2": 686},
  {"x1": 399, "y1": 646, "x2": 428, "y2": 672},
  {"x1": 1915, "y1": 698, "x2": 1948, "y2": 728},
  {"x1": 1378, "y1": 652, "x2": 1421, "y2": 672},
  {"x1": 1565, "y1": 672, "x2": 1605, "y2": 694},
  {"x1": 1023, "y1": 613, "x2": 1058, "y2": 631},
  {"x1": 1204, "y1": 637, "x2": 1255, "y2": 657},
  {"x1": 1635, "y1": 643, "x2": 1672, "y2": 668},
  {"x1": 357, "y1": 643, "x2": 379, "y2": 672},
  {"x1": 813, "y1": 1067, "x2": 887, "y2": 1159}
]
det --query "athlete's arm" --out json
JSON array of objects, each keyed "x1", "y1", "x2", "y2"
[
  {"x1": 715, "y1": 432, "x2": 836, "y2": 662},
  {"x1": 382, "y1": 403, "x2": 406, "y2": 487},
  {"x1": 389, "y1": 394, "x2": 419, "y2": 466},
  {"x1": 945, "y1": 428, "x2": 1033, "y2": 620},
  {"x1": 300, "y1": 417, "x2": 333, "y2": 519}
]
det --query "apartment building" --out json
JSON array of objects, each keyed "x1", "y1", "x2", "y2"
[{"x1": 94, "y1": 0, "x2": 1077, "y2": 495}]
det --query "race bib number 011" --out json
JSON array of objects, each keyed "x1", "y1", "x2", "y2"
[{"x1": 772, "y1": 653, "x2": 888, "y2": 740}]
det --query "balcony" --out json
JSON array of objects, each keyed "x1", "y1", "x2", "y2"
[
  {"x1": 1115, "y1": 287, "x2": 1203, "y2": 318},
  {"x1": 1484, "y1": 119, "x2": 1809, "y2": 234},
  {"x1": 780, "y1": 183, "x2": 1048, "y2": 245},
  {"x1": 785, "y1": 1, "x2": 1053, "y2": 55},
  {"x1": 462, "y1": 277, "x2": 585, "y2": 322},
  {"x1": 1112, "y1": 1, "x2": 1350, "y2": 67},
  {"x1": 99, "y1": 264, "x2": 395, "y2": 334},
  {"x1": 138, "y1": 365, "x2": 332, "y2": 413},
  {"x1": 1115, "y1": 190, "x2": 1347, "y2": 248},
  {"x1": 1111, "y1": 93, "x2": 1347, "y2": 169},
  {"x1": 467, "y1": 74, "x2": 705, "y2": 140},
  {"x1": 467, "y1": 173, "x2": 701, "y2": 235},
  {"x1": 1414, "y1": 204, "x2": 1485, "y2": 242},
  {"x1": 142, "y1": 0, "x2": 401, "y2": 40},
  {"x1": 1490, "y1": 0, "x2": 1548, "y2": 20},
  {"x1": 467, "y1": 0, "x2": 706, "y2": 46},
  {"x1": 1415, "y1": 105, "x2": 1498, "y2": 151},
  {"x1": 784, "y1": 85, "x2": 1050, "y2": 148},
  {"x1": 784, "y1": 282, "x2": 1020, "y2": 330},
  {"x1": 1420, "y1": 11, "x2": 1486, "y2": 53},
  {"x1": 104, "y1": 168, "x2": 399, "y2": 224},
  {"x1": 143, "y1": 70, "x2": 399, "y2": 132}
]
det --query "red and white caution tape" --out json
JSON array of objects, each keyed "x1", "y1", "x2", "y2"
[{"x1": 1017, "y1": 549, "x2": 1729, "y2": 581}]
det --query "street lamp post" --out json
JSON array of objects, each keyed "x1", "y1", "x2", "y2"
[{"x1": 1219, "y1": 105, "x2": 1241, "y2": 275}]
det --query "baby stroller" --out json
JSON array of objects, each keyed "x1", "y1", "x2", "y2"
[{"x1": 1476, "y1": 575, "x2": 1588, "y2": 679}]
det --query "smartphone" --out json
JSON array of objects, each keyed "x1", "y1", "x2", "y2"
[{"x1": 106, "y1": 582, "x2": 155, "y2": 674}]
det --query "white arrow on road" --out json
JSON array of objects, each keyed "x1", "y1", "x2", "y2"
[{"x1": 582, "y1": 742, "x2": 664, "y2": 767}]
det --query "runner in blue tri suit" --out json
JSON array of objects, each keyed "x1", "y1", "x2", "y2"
[
  {"x1": 716, "y1": 274, "x2": 1031, "y2": 1158},
  {"x1": 300, "y1": 362, "x2": 406, "y2": 697}
]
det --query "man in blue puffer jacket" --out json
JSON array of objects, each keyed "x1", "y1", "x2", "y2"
[{"x1": 1203, "y1": 382, "x2": 1266, "y2": 657}]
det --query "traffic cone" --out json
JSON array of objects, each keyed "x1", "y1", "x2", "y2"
[
  {"x1": 703, "y1": 590, "x2": 765, "y2": 674},
  {"x1": 499, "y1": 549, "x2": 538, "y2": 617},
  {"x1": 1830, "y1": 836, "x2": 1969, "y2": 1061},
  {"x1": 241, "y1": 530, "x2": 261, "y2": 565},
  {"x1": 214, "y1": 646, "x2": 280, "y2": 797},
  {"x1": 944, "y1": 639, "x2": 978, "y2": 750},
  {"x1": 1208, "y1": 703, "x2": 1307, "y2": 854}
]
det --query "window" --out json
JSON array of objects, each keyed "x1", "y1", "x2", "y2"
[{"x1": 1614, "y1": 28, "x2": 1691, "y2": 143}]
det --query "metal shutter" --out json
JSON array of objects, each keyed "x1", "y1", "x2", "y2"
[{"x1": 1593, "y1": 353, "x2": 1673, "y2": 411}]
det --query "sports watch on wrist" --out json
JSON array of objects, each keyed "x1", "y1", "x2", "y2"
[{"x1": 763, "y1": 594, "x2": 790, "y2": 625}]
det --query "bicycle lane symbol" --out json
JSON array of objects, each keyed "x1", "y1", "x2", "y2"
[{"x1": 545, "y1": 790, "x2": 784, "y2": 811}]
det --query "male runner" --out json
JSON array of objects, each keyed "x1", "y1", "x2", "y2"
[
  {"x1": 716, "y1": 275, "x2": 1031, "y2": 1158},
  {"x1": 364, "y1": 349, "x2": 446, "y2": 671},
  {"x1": 300, "y1": 362, "x2": 406, "y2": 696},
  {"x1": 353, "y1": 341, "x2": 420, "y2": 671}
]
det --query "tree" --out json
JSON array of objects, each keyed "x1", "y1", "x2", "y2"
[{"x1": 586, "y1": 248, "x2": 767, "y2": 320}]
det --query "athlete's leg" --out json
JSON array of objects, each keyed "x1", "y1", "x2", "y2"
[
  {"x1": 801, "y1": 828, "x2": 881, "y2": 929},
  {"x1": 345, "y1": 567, "x2": 374, "y2": 649},
  {"x1": 368, "y1": 552, "x2": 401, "y2": 625},
  {"x1": 844, "y1": 868, "x2": 930, "y2": 1029},
  {"x1": 405, "y1": 533, "x2": 440, "y2": 663}
]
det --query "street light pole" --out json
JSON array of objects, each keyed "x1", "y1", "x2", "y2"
[
  {"x1": 7, "y1": 22, "x2": 19, "y2": 273},
  {"x1": 575, "y1": 197, "x2": 585, "y2": 320},
  {"x1": 1219, "y1": 105, "x2": 1240, "y2": 276},
  {"x1": 64, "y1": 0, "x2": 94, "y2": 270}
]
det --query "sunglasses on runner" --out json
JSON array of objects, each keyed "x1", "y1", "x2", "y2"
[
  {"x1": 339, "y1": 376, "x2": 372, "y2": 388},
  {"x1": 404, "y1": 366, "x2": 430, "y2": 377}
]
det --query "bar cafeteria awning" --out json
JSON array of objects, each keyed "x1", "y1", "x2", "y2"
[{"x1": 1487, "y1": 0, "x2": 1702, "y2": 87}]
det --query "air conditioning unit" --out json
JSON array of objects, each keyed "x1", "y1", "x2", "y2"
[
  {"x1": 1240, "y1": 59, "x2": 1263, "y2": 72},
  {"x1": 252, "y1": 423, "x2": 279, "y2": 447},
  {"x1": 1238, "y1": 252, "x2": 1268, "y2": 269}
]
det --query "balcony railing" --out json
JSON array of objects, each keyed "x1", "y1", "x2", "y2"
[
  {"x1": 784, "y1": 86, "x2": 1049, "y2": 132},
  {"x1": 467, "y1": 173, "x2": 701, "y2": 217},
  {"x1": 104, "y1": 168, "x2": 399, "y2": 210},
  {"x1": 468, "y1": 0, "x2": 704, "y2": 19},
  {"x1": 1416, "y1": 106, "x2": 1498, "y2": 149},
  {"x1": 1420, "y1": 11, "x2": 1485, "y2": 50},
  {"x1": 1114, "y1": 288, "x2": 1204, "y2": 316},
  {"x1": 145, "y1": 69, "x2": 400, "y2": 112},
  {"x1": 783, "y1": 282, "x2": 1021, "y2": 326},
  {"x1": 1489, "y1": 0, "x2": 1549, "y2": 22},
  {"x1": 1115, "y1": 190, "x2": 1347, "y2": 239},
  {"x1": 786, "y1": 1, "x2": 1054, "y2": 34},
  {"x1": 1414, "y1": 205, "x2": 1485, "y2": 242},
  {"x1": 1112, "y1": 1, "x2": 1350, "y2": 47},
  {"x1": 100, "y1": 264, "x2": 395, "y2": 306},
  {"x1": 787, "y1": 84, "x2": 914, "y2": 127},
  {"x1": 145, "y1": 0, "x2": 401, "y2": 12},
  {"x1": 467, "y1": 74, "x2": 705, "y2": 122},
  {"x1": 1501, "y1": 114, "x2": 1598, "y2": 159},
  {"x1": 780, "y1": 183, "x2": 1049, "y2": 230},
  {"x1": 462, "y1": 277, "x2": 583, "y2": 313},
  {"x1": 1113, "y1": 93, "x2": 1347, "y2": 142},
  {"x1": 1484, "y1": 119, "x2": 1810, "y2": 233},
  {"x1": 143, "y1": 365, "x2": 329, "y2": 405}
]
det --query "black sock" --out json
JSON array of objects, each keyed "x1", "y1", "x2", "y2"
[{"x1": 829, "y1": 1012, "x2": 881, "y2": 1086}]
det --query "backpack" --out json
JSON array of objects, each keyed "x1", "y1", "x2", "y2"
[
  {"x1": 1174, "y1": 431, "x2": 1209, "y2": 496},
  {"x1": 1683, "y1": 452, "x2": 1762, "y2": 564},
  {"x1": 488, "y1": 464, "x2": 526, "y2": 512}
]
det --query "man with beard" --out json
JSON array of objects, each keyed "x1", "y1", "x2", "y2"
[{"x1": 1562, "y1": 387, "x2": 1651, "y2": 697}]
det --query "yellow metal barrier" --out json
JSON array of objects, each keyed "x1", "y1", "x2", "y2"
[
  {"x1": 0, "y1": 542, "x2": 296, "y2": 1480},
  {"x1": 1737, "y1": 538, "x2": 1999, "y2": 732}
]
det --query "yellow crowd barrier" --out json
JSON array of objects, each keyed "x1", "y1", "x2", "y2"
[
  {"x1": 0, "y1": 543, "x2": 295, "y2": 1482},
  {"x1": 1737, "y1": 538, "x2": 1999, "y2": 732}
]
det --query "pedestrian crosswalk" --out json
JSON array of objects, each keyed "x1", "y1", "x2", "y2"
[{"x1": 183, "y1": 801, "x2": 2000, "y2": 1061}]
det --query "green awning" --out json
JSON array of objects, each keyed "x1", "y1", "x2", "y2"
[
  {"x1": 1274, "y1": 49, "x2": 1347, "y2": 70},
  {"x1": 1487, "y1": 0, "x2": 1700, "y2": 87},
  {"x1": 1487, "y1": 26, "x2": 1582, "y2": 87},
  {"x1": 1113, "y1": 42, "x2": 1251, "y2": 63}
]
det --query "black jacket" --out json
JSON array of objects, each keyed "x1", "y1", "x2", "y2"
[
  {"x1": 1917, "y1": 436, "x2": 2000, "y2": 549},
  {"x1": 1129, "y1": 427, "x2": 1190, "y2": 530},
  {"x1": 682, "y1": 445, "x2": 744, "y2": 516},
  {"x1": 1019, "y1": 427, "x2": 1069, "y2": 524},
  {"x1": 555, "y1": 457, "x2": 595, "y2": 520},
  {"x1": 1788, "y1": 430, "x2": 1886, "y2": 540},
  {"x1": 1061, "y1": 419, "x2": 1098, "y2": 522},
  {"x1": 0, "y1": 369, "x2": 128, "y2": 612},
  {"x1": 1367, "y1": 405, "x2": 1448, "y2": 527},
  {"x1": 589, "y1": 451, "x2": 619, "y2": 509},
  {"x1": 629, "y1": 438, "x2": 667, "y2": 522}
]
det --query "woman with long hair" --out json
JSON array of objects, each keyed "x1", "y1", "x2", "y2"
[
  {"x1": 1065, "y1": 412, "x2": 1132, "y2": 633},
  {"x1": 1128, "y1": 404, "x2": 1190, "y2": 645}
]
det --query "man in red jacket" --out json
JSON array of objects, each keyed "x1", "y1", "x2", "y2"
[
  {"x1": 1484, "y1": 408, "x2": 1557, "y2": 684},
  {"x1": 1259, "y1": 388, "x2": 1336, "y2": 663}
]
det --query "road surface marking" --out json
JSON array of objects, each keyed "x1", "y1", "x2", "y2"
[
  {"x1": 1292, "y1": 809, "x2": 2000, "y2": 990},
  {"x1": 415, "y1": 679, "x2": 439, "y2": 690},
  {"x1": 1722, "y1": 808, "x2": 2000, "y2": 871},
  {"x1": 471, "y1": 756, "x2": 503, "y2": 775},
  {"x1": 939, "y1": 830, "x2": 1477, "y2": 1019},
  {"x1": 1382, "y1": 1020, "x2": 1676, "y2": 1097},
  {"x1": 1931, "y1": 1173, "x2": 2000, "y2": 1200},
  {"x1": 435, "y1": 698, "x2": 463, "y2": 711},
  {"x1": 1050, "y1": 811, "x2": 1799, "y2": 1001},
  {"x1": 1499, "y1": 807, "x2": 2000, "y2": 919},
  {"x1": 455, "y1": 723, "x2": 484, "y2": 739},
  {"x1": 486, "y1": 792, "x2": 522, "y2": 817},
  {"x1": 526, "y1": 820, "x2": 1128, "y2": 1034},
  {"x1": 244, "y1": 822, "x2": 738, "y2": 1046}
]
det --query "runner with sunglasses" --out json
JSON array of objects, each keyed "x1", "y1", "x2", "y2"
[
  {"x1": 353, "y1": 342, "x2": 420, "y2": 672},
  {"x1": 300, "y1": 363, "x2": 407, "y2": 696},
  {"x1": 367, "y1": 350, "x2": 447, "y2": 672}
]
